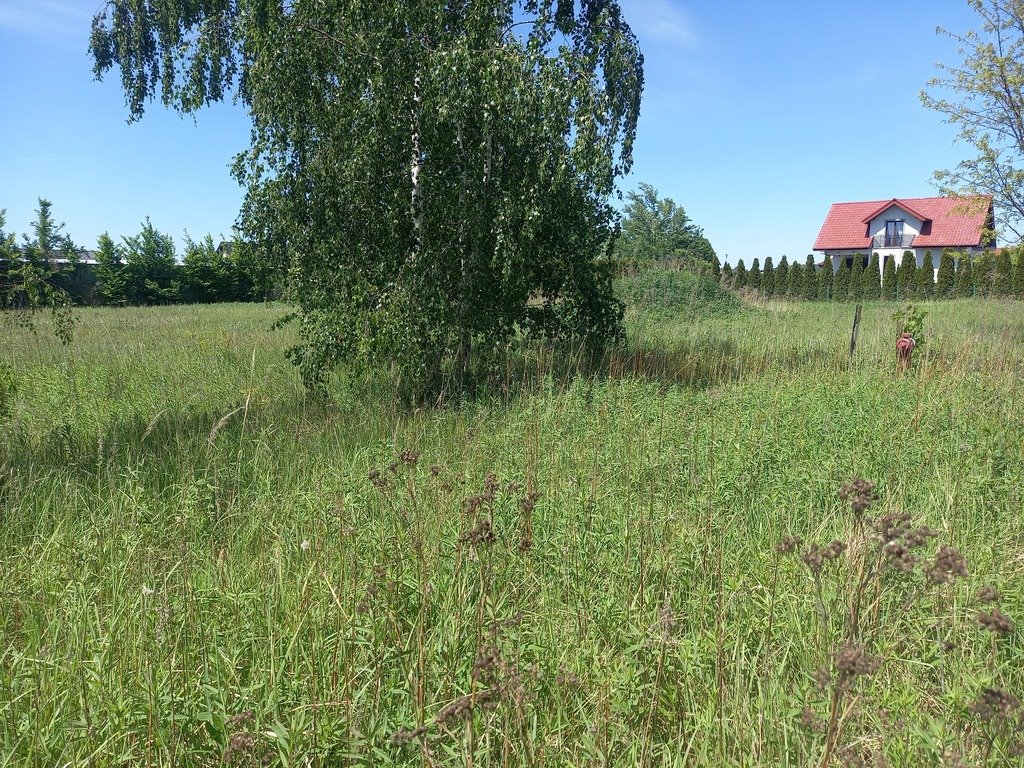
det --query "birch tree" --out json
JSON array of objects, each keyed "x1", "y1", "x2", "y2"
[{"x1": 89, "y1": 0, "x2": 644, "y2": 400}]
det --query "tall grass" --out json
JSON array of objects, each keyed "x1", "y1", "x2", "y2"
[{"x1": 1, "y1": 300, "x2": 1023, "y2": 766}]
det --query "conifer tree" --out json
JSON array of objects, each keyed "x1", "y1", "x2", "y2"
[
  {"x1": 955, "y1": 253, "x2": 974, "y2": 298},
  {"x1": 750, "y1": 258, "x2": 761, "y2": 292},
  {"x1": 788, "y1": 259, "x2": 803, "y2": 299},
  {"x1": 734, "y1": 259, "x2": 748, "y2": 289},
  {"x1": 896, "y1": 251, "x2": 914, "y2": 300},
  {"x1": 762, "y1": 257, "x2": 775, "y2": 298},
  {"x1": 882, "y1": 255, "x2": 897, "y2": 301},
  {"x1": 722, "y1": 262, "x2": 734, "y2": 287},
  {"x1": 919, "y1": 251, "x2": 935, "y2": 299},
  {"x1": 834, "y1": 261, "x2": 851, "y2": 301},
  {"x1": 774, "y1": 256, "x2": 789, "y2": 297},
  {"x1": 850, "y1": 255, "x2": 865, "y2": 301},
  {"x1": 818, "y1": 257, "x2": 834, "y2": 300},
  {"x1": 803, "y1": 255, "x2": 817, "y2": 301},
  {"x1": 974, "y1": 253, "x2": 993, "y2": 296},
  {"x1": 936, "y1": 250, "x2": 956, "y2": 298},
  {"x1": 994, "y1": 249, "x2": 1013, "y2": 296},
  {"x1": 712, "y1": 254, "x2": 722, "y2": 281},
  {"x1": 1012, "y1": 250, "x2": 1024, "y2": 299},
  {"x1": 863, "y1": 252, "x2": 881, "y2": 300}
]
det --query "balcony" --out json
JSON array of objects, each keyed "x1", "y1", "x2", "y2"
[{"x1": 871, "y1": 234, "x2": 915, "y2": 248}]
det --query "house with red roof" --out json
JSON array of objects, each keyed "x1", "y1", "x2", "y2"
[{"x1": 813, "y1": 196, "x2": 995, "y2": 276}]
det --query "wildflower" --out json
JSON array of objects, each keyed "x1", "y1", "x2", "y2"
[
  {"x1": 926, "y1": 545, "x2": 968, "y2": 585},
  {"x1": 839, "y1": 477, "x2": 877, "y2": 516},
  {"x1": 776, "y1": 535, "x2": 803, "y2": 556},
  {"x1": 300, "y1": 539, "x2": 310, "y2": 552},
  {"x1": 835, "y1": 643, "x2": 882, "y2": 685},
  {"x1": 968, "y1": 687, "x2": 1020, "y2": 722},
  {"x1": 141, "y1": 584, "x2": 155, "y2": 597}
]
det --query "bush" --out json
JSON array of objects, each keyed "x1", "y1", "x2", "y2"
[
  {"x1": 881, "y1": 256, "x2": 897, "y2": 301},
  {"x1": 616, "y1": 267, "x2": 742, "y2": 318},
  {"x1": 863, "y1": 253, "x2": 881, "y2": 300}
]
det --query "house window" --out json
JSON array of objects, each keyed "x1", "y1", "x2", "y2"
[{"x1": 885, "y1": 220, "x2": 904, "y2": 247}]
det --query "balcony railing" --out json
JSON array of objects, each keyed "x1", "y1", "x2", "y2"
[{"x1": 871, "y1": 234, "x2": 915, "y2": 248}]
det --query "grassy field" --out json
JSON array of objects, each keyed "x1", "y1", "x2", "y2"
[{"x1": 2, "y1": 299, "x2": 1023, "y2": 766}]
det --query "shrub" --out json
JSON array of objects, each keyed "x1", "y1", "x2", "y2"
[
  {"x1": 834, "y1": 261, "x2": 850, "y2": 301},
  {"x1": 881, "y1": 255, "x2": 897, "y2": 301},
  {"x1": 787, "y1": 259, "x2": 802, "y2": 300},
  {"x1": 733, "y1": 259, "x2": 748, "y2": 289},
  {"x1": 762, "y1": 257, "x2": 775, "y2": 298},
  {"x1": 863, "y1": 253, "x2": 881, "y2": 300},
  {"x1": 1013, "y1": 250, "x2": 1024, "y2": 299},
  {"x1": 918, "y1": 251, "x2": 935, "y2": 300},
  {"x1": 955, "y1": 253, "x2": 975, "y2": 298},
  {"x1": 818, "y1": 258, "x2": 834, "y2": 301},
  {"x1": 749, "y1": 258, "x2": 761, "y2": 292},
  {"x1": 802, "y1": 255, "x2": 816, "y2": 301},
  {"x1": 896, "y1": 251, "x2": 915, "y2": 300},
  {"x1": 616, "y1": 267, "x2": 742, "y2": 318},
  {"x1": 849, "y1": 255, "x2": 864, "y2": 301},
  {"x1": 994, "y1": 248, "x2": 1013, "y2": 297},
  {"x1": 936, "y1": 250, "x2": 956, "y2": 298}
]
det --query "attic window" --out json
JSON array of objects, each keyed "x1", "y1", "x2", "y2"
[{"x1": 885, "y1": 220, "x2": 905, "y2": 248}]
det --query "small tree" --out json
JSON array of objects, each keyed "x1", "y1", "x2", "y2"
[
  {"x1": 863, "y1": 252, "x2": 881, "y2": 300},
  {"x1": 850, "y1": 255, "x2": 865, "y2": 301},
  {"x1": 788, "y1": 259, "x2": 803, "y2": 300},
  {"x1": 121, "y1": 220, "x2": 180, "y2": 305},
  {"x1": 762, "y1": 257, "x2": 776, "y2": 298},
  {"x1": 733, "y1": 259, "x2": 748, "y2": 290},
  {"x1": 896, "y1": 251, "x2": 914, "y2": 299},
  {"x1": 803, "y1": 255, "x2": 817, "y2": 301},
  {"x1": 882, "y1": 255, "x2": 897, "y2": 301},
  {"x1": 721, "y1": 262, "x2": 734, "y2": 288},
  {"x1": 818, "y1": 257, "x2": 834, "y2": 301},
  {"x1": 774, "y1": 256, "x2": 789, "y2": 297},
  {"x1": 834, "y1": 261, "x2": 851, "y2": 301},
  {"x1": 973, "y1": 252, "x2": 994, "y2": 296},
  {"x1": 750, "y1": 258, "x2": 762, "y2": 293},
  {"x1": 936, "y1": 250, "x2": 956, "y2": 298}
]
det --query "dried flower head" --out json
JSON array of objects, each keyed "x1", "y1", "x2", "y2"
[
  {"x1": 968, "y1": 687, "x2": 1020, "y2": 722},
  {"x1": 801, "y1": 540, "x2": 846, "y2": 576},
  {"x1": 927, "y1": 545, "x2": 968, "y2": 585},
  {"x1": 839, "y1": 477, "x2": 877, "y2": 516},
  {"x1": 391, "y1": 725, "x2": 428, "y2": 746},
  {"x1": 399, "y1": 449, "x2": 419, "y2": 467},
  {"x1": 835, "y1": 643, "x2": 882, "y2": 685},
  {"x1": 976, "y1": 585, "x2": 1001, "y2": 604},
  {"x1": 460, "y1": 518, "x2": 497, "y2": 548},
  {"x1": 978, "y1": 608, "x2": 1015, "y2": 637},
  {"x1": 799, "y1": 706, "x2": 825, "y2": 733},
  {"x1": 776, "y1": 535, "x2": 803, "y2": 556}
]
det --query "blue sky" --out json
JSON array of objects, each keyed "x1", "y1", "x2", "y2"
[{"x1": 0, "y1": 1, "x2": 985, "y2": 265}]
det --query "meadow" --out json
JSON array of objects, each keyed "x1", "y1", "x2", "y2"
[{"x1": 2, "y1": 295, "x2": 1023, "y2": 766}]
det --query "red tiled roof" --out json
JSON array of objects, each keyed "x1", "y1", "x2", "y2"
[{"x1": 813, "y1": 196, "x2": 992, "y2": 250}]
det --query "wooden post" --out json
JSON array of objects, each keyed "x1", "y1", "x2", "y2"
[{"x1": 848, "y1": 303, "x2": 863, "y2": 360}]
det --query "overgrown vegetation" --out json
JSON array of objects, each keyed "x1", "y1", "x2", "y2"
[{"x1": 2, "y1": 300, "x2": 1022, "y2": 766}]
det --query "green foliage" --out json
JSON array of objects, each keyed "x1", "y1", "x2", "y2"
[
  {"x1": 1013, "y1": 248, "x2": 1024, "y2": 298},
  {"x1": 974, "y1": 252, "x2": 994, "y2": 296},
  {"x1": 733, "y1": 259, "x2": 748, "y2": 290},
  {"x1": 616, "y1": 267, "x2": 741, "y2": 318},
  {"x1": 721, "y1": 262, "x2": 734, "y2": 288},
  {"x1": 119, "y1": 220, "x2": 180, "y2": 306},
  {"x1": 918, "y1": 251, "x2": 935, "y2": 299},
  {"x1": 849, "y1": 255, "x2": 864, "y2": 301},
  {"x1": 750, "y1": 258, "x2": 762, "y2": 292},
  {"x1": 863, "y1": 253, "x2": 881, "y2": 300},
  {"x1": 762, "y1": 257, "x2": 775, "y2": 298},
  {"x1": 922, "y1": 0, "x2": 1024, "y2": 239},
  {"x1": 787, "y1": 259, "x2": 802, "y2": 300},
  {"x1": 955, "y1": 252, "x2": 975, "y2": 298},
  {"x1": 774, "y1": 256, "x2": 789, "y2": 297},
  {"x1": 892, "y1": 303, "x2": 926, "y2": 347},
  {"x1": 994, "y1": 248, "x2": 1013, "y2": 296},
  {"x1": 834, "y1": 261, "x2": 850, "y2": 301},
  {"x1": 91, "y1": 0, "x2": 645, "y2": 401},
  {"x1": 817, "y1": 258, "x2": 833, "y2": 301},
  {"x1": 896, "y1": 251, "x2": 915, "y2": 300},
  {"x1": 936, "y1": 250, "x2": 956, "y2": 298},
  {"x1": 619, "y1": 183, "x2": 717, "y2": 269},
  {"x1": 0, "y1": 201, "x2": 77, "y2": 344},
  {"x1": 803, "y1": 255, "x2": 816, "y2": 301},
  {"x1": 881, "y1": 256, "x2": 897, "y2": 301}
]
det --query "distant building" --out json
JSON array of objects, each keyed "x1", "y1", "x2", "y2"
[{"x1": 813, "y1": 196, "x2": 996, "y2": 276}]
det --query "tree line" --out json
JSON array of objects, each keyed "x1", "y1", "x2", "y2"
[
  {"x1": 721, "y1": 249, "x2": 1024, "y2": 302},
  {"x1": 1, "y1": 199, "x2": 279, "y2": 310}
]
